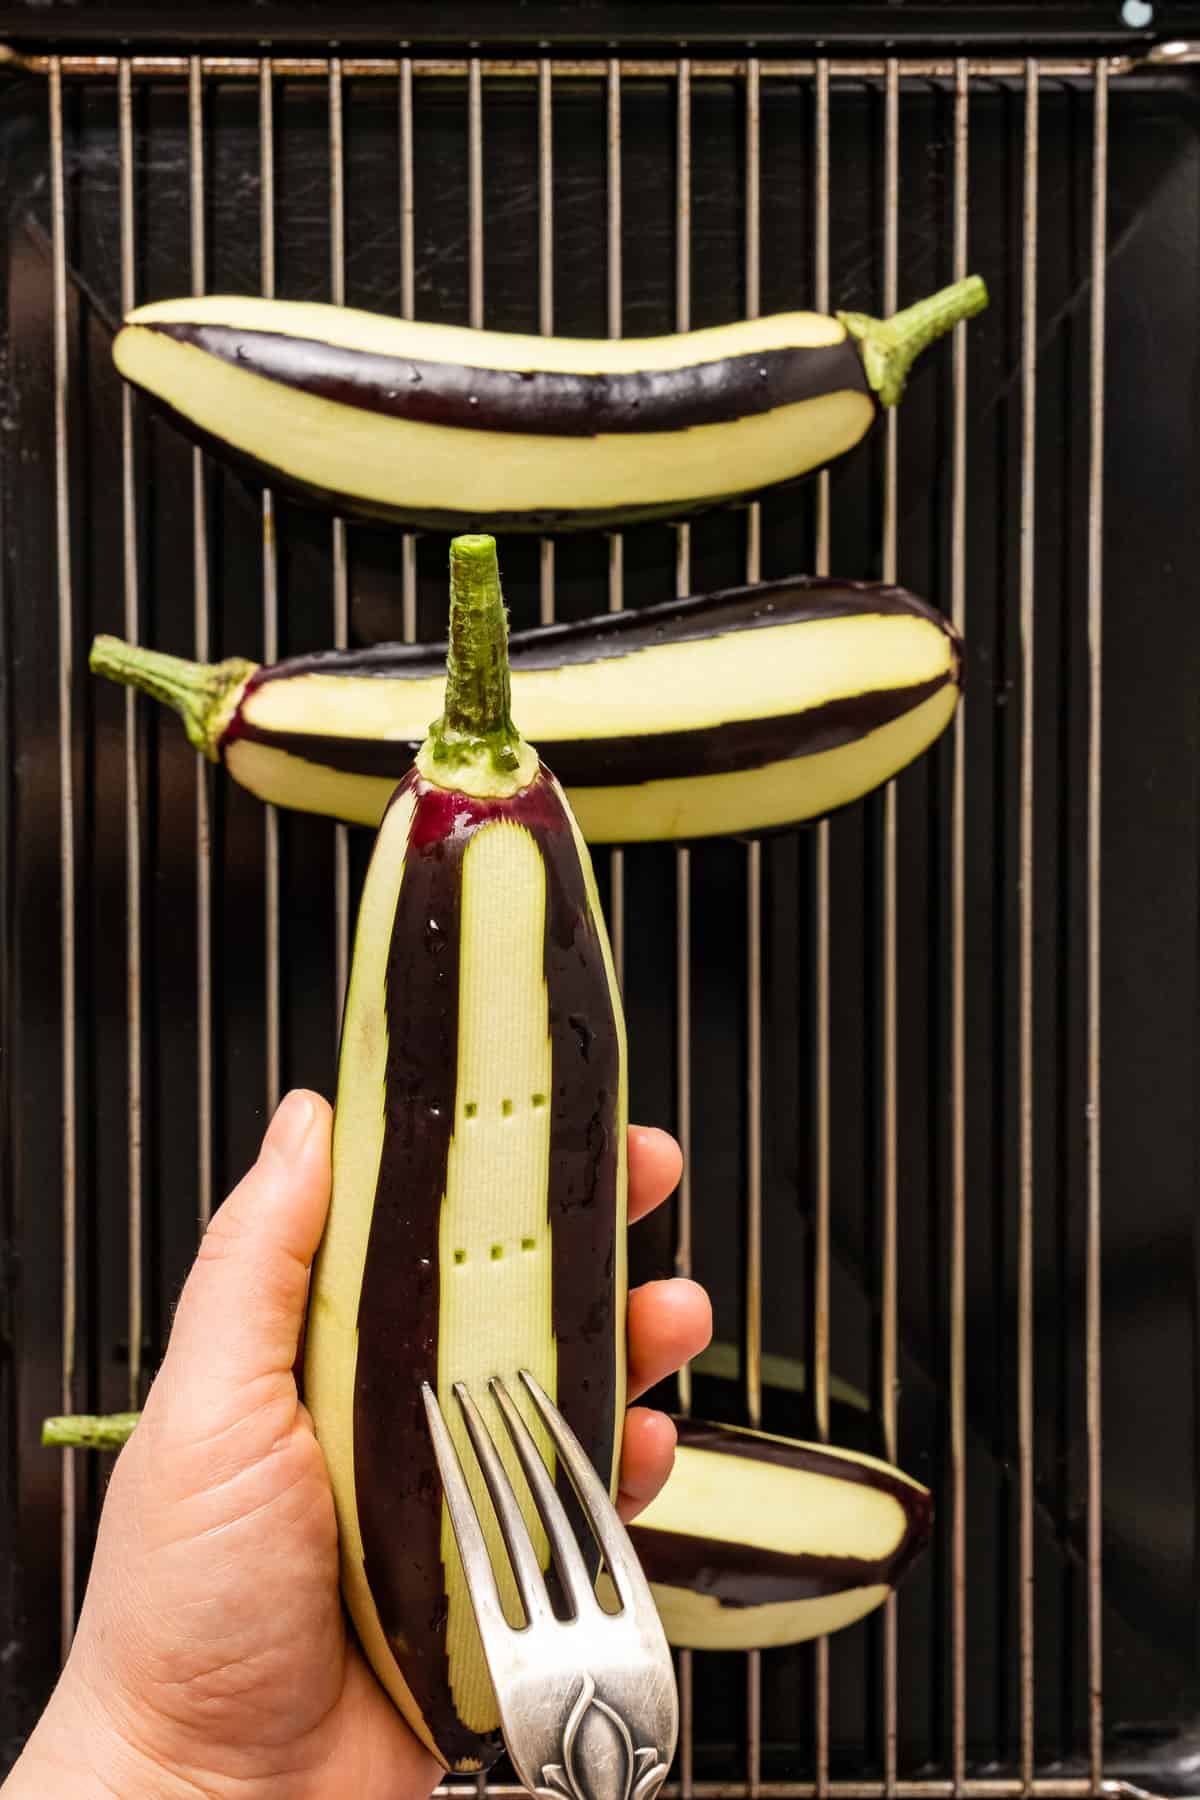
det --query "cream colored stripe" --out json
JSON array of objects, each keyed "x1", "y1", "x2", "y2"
[
  {"x1": 438, "y1": 819, "x2": 555, "y2": 1734},
  {"x1": 635, "y1": 1444, "x2": 912, "y2": 1560},
  {"x1": 243, "y1": 611, "x2": 954, "y2": 744},
  {"x1": 127, "y1": 290, "x2": 848, "y2": 370}
]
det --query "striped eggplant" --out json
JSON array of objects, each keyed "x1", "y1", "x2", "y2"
[
  {"x1": 111, "y1": 277, "x2": 986, "y2": 533},
  {"x1": 302, "y1": 535, "x2": 627, "y2": 1770},
  {"x1": 89, "y1": 574, "x2": 962, "y2": 844},
  {"x1": 623, "y1": 1420, "x2": 932, "y2": 1651}
]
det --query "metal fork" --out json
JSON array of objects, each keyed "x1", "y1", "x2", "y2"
[{"x1": 421, "y1": 1371, "x2": 678, "y2": 1800}]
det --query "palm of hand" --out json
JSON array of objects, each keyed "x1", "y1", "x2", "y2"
[{"x1": 39, "y1": 1096, "x2": 707, "y2": 1800}]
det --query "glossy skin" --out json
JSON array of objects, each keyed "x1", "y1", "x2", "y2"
[{"x1": 4, "y1": 1093, "x2": 709, "y2": 1800}]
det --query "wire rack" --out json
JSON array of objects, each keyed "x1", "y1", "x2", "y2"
[{"x1": 3, "y1": 34, "x2": 1198, "y2": 1799}]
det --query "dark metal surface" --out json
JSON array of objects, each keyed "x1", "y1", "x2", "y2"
[
  {"x1": 0, "y1": 3, "x2": 1192, "y2": 54},
  {"x1": 0, "y1": 47, "x2": 1198, "y2": 1799}
]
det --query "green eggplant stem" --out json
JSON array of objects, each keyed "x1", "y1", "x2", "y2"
[
  {"x1": 42, "y1": 1412, "x2": 139, "y2": 1450},
  {"x1": 425, "y1": 534, "x2": 524, "y2": 780},
  {"x1": 88, "y1": 635, "x2": 256, "y2": 761},
  {"x1": 838, "y1": 274, "x2": 988, "y2": 408}
]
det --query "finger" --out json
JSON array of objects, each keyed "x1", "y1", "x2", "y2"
[
  {"x1": 156, "y1": 1091, "x2": 333, "y2": 1417},
  {"x1": 628, "y1": 1126, "x2": 683, "y2": 1225},
  {"x1": 627, "y1": 1277, "x2": 712, "y2": 1403},
  {"x1": 617, "y1": 1407, "x2": 678, "y2": 1522}
]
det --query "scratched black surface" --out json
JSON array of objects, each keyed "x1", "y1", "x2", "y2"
[{"x1": 1, "y1": 56, "x2": 1199, "y2": 1793}]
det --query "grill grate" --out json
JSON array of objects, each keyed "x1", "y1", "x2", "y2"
[{"x1": 3, "y1": 40, "x2": 1197, "y2": 1798}]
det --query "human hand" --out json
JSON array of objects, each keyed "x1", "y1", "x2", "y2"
[{"x1": 6, "y1": 1090, "x2": 710, "y2": 1800}]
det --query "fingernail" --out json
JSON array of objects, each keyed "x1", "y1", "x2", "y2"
[{"x1": 264, "y1": 1090, "x2": 316, "y2": 1165}]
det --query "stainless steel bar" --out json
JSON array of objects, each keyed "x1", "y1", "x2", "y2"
[
  {"x1": 949, "y1": 53, "x2": 970, "y2": 1800},
  {"x1": 880, "y1": 54, "x2": 900, "y2": 1800},
  {"x1": 1018, "y1": 57, "x2": 1040, "y2": 1800},
  {"x1": 538, "y1": 57, "x2": 555, "y2": 628},
  {"x1": 467, "y1": 49, "x2": 489, "y2": 1800},
  {"x1": 431, "y1": 1780, "x2": 1143, "y2": 1800},
  {"x1": 812, "y1": 52, "x2": 832, "y2": 1800},
  {"x1": 1086, "y1": 55, "x2": 1108, "y2": 1799},
  {"x1": 468, "y1": 56, "x2": 484, "y2": 329},
  {"x1": 672, "y1": 53, "x2": 693, "y2": 1800},
  {"x1": 25, "y1": 52, "x2": 1110, "y2": 80},
  {"x1": 605, "y1": 56, "x2": 626, "y2": 993},
  {"x1": 118, "y1": 56, "x2": 143, "y2": 1411},
  {"x1": 259, "y1": 58, "x2": 281, "y2": 1117},
  {"x1": 329, "y1": 57, "x2": 350, "y2": 1026},
  {"x1": 49, "y1": 52, "x2": 78, "y2": 1656},
  {"x1": 188, "y1": 54, "x2": 214, "y2": 1232},
  {"x1": 744, "y1": 53, "x2": 764, "y2": 1800},
  {"x1": 399, "y1": 56, "x2": 417, "y2": 647}
]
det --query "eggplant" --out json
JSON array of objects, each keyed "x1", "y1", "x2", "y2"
[
  {"x1": 301, "y1": 535, "x2": 627, "y2": 1771},
  {"x1": 111, "y1": 277, "x2": 986, "y2": 533},
  {"x1": 89, "y1": 574, "x2": 962, "y2": 845},
  {"x1": 623, "y1": 1420, "x2": 932, "y2": 1651},
  {"x1": 41, "y1": 1403, "x2": 932, "y2": 1653}
]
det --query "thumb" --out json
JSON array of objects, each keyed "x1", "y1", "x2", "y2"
[{"x1": 150, "y1": 1089, "x2": 333, "y2": 1430}]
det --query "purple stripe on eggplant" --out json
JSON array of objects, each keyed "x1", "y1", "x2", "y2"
[
  {"x1": 627, "y1": 1519, "x2": 929, "y2": 1610},
  {"x1": 145, "y1": 319, "x2": 872, "y2": 438},
  {"x1": 123, "y1": 386, "x2": 855, "y2": 534},
  {"x1": 226, "y1": 673, "x2": 954, "y2": 792},
  {"x1": 351, "y1": 767, "x2": 621, "y2": 1771},
  {"x1": 538, "y1": 771, "x2": 622, "y2": 1539},
  {"x1": 250, "y1": 574, "x2": 957, "y2": 685}
]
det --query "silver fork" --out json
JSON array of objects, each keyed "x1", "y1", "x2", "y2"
[{"x1": 421, "y1": 1371, "x2": 678, "y2": 1800}]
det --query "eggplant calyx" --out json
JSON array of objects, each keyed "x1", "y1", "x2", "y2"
[
  {"x1": 42, "y1": 1412, "x2": 139, "y2": 1450},
  {"x1": 418, "y1": 533, "x2": 537, "y2": 799},
  {"x1": 88, "y1": 635, "x2": 255, "y2": 761},
  {"x1": 838, "y1": 273, "x2": 988, "y2": 408}
]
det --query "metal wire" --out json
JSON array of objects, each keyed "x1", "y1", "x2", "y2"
[
  {"x1": 539, "y1": 58, "x2": 556, "y2": 629},
  {"x1": 606, "y1": 57, "x2": 626, "y2": 992},
  {"x1": 1018, "y1": 57, "x2": 1040, "y2": 1797},
  {"x1": 673, "y1": 54, "x2": 693, "y2": 1799},
  {"x1": 16, "y1": 53, "x2": 1120, "y2": 80},
  {"x1": 49, "y1": 52, "x2": 77, "y2": 1657},
  {"x1": 117, "y1": 57, "x2": 143, "y2": 1412},
  {"x1": 329, "y1": 58, "x2": 350, "y2": 1024},
  {"x1": 399, "y1": 56, "x2": 417, "y2": 646},
  {"x1": 743, "y1": 52, "x2": 764, "y2": 1800},
  {"x1": 259, "y1": 58, "x2": 281, "y2": 1117},
  {"x1": 188, "y1": 52, "x2": 214, "y2": 1234},
  {"x1": 812, "y1": 52, "x2": 832, "y2": 1800},
  {"x1": 1086, "y1": 56, "x2": 1109, "y2": 1799},
  {"x1": 949, "y1": 52, "x2": 970, "y2": 1800},
  {"x1": 433, "y1": 1784, "x2": 1141, "y2": 1800},
  {"x1": 880, "y1": 55, "x2": 900, "y2": 1798}
]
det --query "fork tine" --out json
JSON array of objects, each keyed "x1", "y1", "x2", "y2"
[
  {"x1": 420, "y1": 1382, "x2": 509, "y2": 1637},
  {"x1": 452, "y1": 1381, "x2": 553, "y2": 1626},
  {"x1": 489, "y1": 1375, "x2": 597, "y2": 1619},
  {"x1": 519, "y1": 1369, "x2": 642, "y2": 1612}
]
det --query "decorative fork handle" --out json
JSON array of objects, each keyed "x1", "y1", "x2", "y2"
[{"x1": 533, "y1": 1674, "x2": 671, "y2": 1800}]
